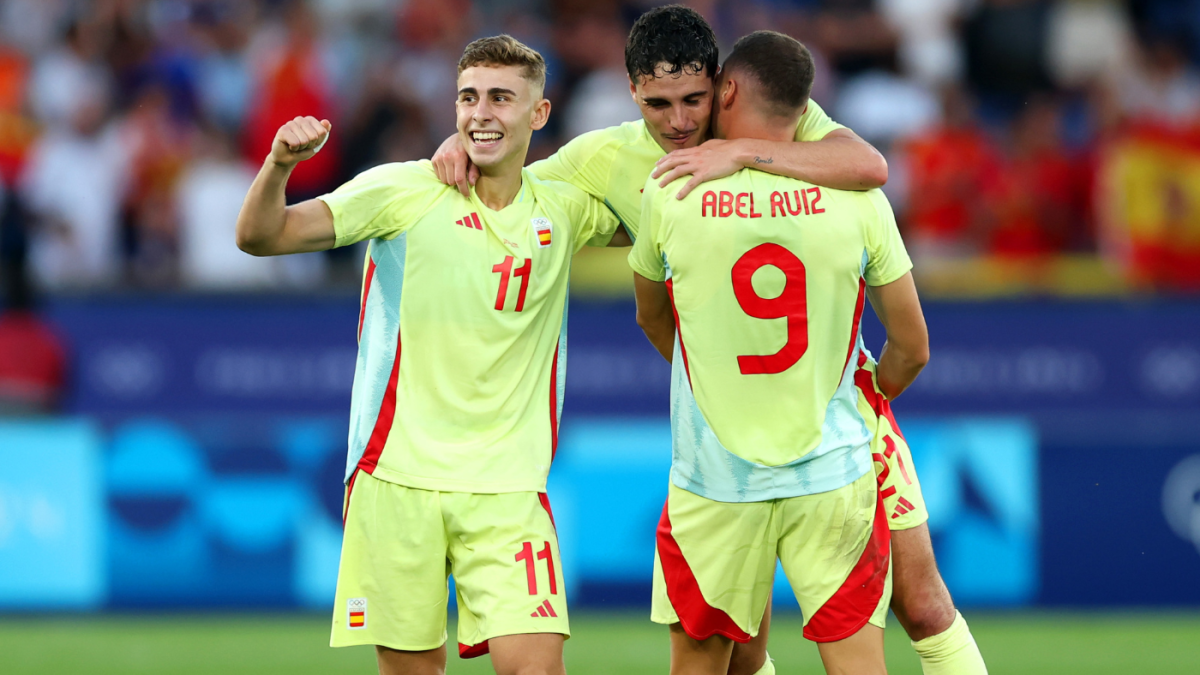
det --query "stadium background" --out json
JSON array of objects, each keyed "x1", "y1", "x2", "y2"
[{"x1": 0, "y1": 0, "x2": 1199, "y2": 673}]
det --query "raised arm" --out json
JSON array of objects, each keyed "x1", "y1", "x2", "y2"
[
  {"x1": 652, "y1": 127, "x2": 888, "y2": 199},
  {"x1": 633, "y1": 273, "x2": 675, "y2": 362},
  {"x1": 866, "y1": 271, "x2": 929, "y2": 399},
  {"x1": 236, "y1": 116, "x2": 337, "y2": 256}
]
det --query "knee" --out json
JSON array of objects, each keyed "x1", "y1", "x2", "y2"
[
  {"x1": 727, "y1": 648, "x2": 765, "y2": 675},
  {"x1": 494, "y1": 662, "x2": 565, "y2": 675},
  {"x1": 896, "y1": 600, "x2": 957, "y2": 642}
]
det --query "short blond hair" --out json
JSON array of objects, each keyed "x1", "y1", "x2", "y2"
[{"x1": 458, "y1": 35, "x2": 547, "y2": 93}]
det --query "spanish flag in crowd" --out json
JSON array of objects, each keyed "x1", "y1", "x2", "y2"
[{"x1": 1100, "y1": 123, "x2": 1200, "y2": 291}]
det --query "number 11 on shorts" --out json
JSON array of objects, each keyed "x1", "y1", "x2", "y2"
[{"x1": 515, "y1": 541, "x2": 557, "y2": 595}]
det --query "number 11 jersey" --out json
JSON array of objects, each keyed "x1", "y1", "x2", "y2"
[
  {"x1": 319, "y1": 160, "x2": 618, "y2": 494},
  {"x1": 628, "y1": 170, "x2": 911, "y2": 503}
]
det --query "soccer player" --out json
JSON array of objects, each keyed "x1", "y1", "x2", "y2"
[
  {"x1": 629, "y1": 31, "x2": 940, "y2": 675},
  {"x1": 235, "y1": 36, "x2": 620, "y2": 675},
  {"x1": 437, "y1": 7, "x2": 987, "y2": 675}
]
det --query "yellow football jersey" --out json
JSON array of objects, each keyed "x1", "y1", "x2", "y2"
[
  {"x1": 628, "y1": 169, "x2": 911, "y2": 502},
  {"x1": 528, "y1": 99, "x2": 845, "y2": 239},
  {"x1": 319, "y1": 160, "x2": 619, "y2": 493}
]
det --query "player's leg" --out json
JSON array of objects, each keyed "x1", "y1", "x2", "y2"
[
  {"x1": 778, "y1": 470, "x2": 891, "y2": 675},
  {"x1": 727, "y1": 600, "x2": 772, "y2": 675},
  {"x1": 489, "y1": 633, "x2": 566, "y2": 675},
  {"x1": 815, "y1": 624, "x2": 887, "y2": 675},
  {"x1": 376, "y1": 644, "x2": 447, "y2": 675},
  {"x1": 443, "y1": 491, "x2": 569, "y2": 674},
  {"x1": 857, "y1": 354, "x2": 987, "y2": 674},
  {"x1": 651, "y1": 484, "x2": 776, "y2": 675},
  {"x1": 669, "y1": 623, "x2": 735, "y2": 675},
  {"x1": 331, "y1": 471, "x2": 452, "y2": 674}
]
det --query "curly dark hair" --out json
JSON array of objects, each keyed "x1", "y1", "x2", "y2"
[{"x1": 625, "y1": 5, "x2": 719, "y2": 82}]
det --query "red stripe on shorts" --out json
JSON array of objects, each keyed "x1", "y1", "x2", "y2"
[
  {"x1": 458, "y1": 641, "x2": 490, "y2": 659},
  {"x1": 802, "y1": 486, "x2": 892, "y2": 643},
  {"x1": 853, "y1": 351, "x2": 907, "y2": 443},
  {"x1": 539, "y1": 492, "x2": 557, "y2": 530},
  {"x1": 357, "y1": 330, "x2": 402, "y2": 474},
  {"x1": 656, "y1": 501, "x2": 752, "y2": 643}
]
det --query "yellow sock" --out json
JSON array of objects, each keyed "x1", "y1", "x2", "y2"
[
  {"x1": 911, "y1": 611, "x2": 987, "y2": 675},
  {"x1": 750, "y1": 652, "x2": 775, "y2": 675}
]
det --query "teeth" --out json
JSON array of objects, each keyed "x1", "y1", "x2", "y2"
[{"x1": 473, "y1": 132, "x2": 502, "y2": 141}]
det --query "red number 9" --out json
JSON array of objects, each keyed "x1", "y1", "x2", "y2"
[{"x1": 731, "y1": 243, "x2": 808, "y2": 375}]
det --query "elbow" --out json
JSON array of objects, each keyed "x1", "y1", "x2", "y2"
[
  {"x1": 910, "y1": 345, "x2": 930, "y2": 372},
  {"x1": 236, "y1": 229, "x2": 270, "y2": 257},
  {"x1": 862, "y1": 153, "x2": 889, "y2": 189}
]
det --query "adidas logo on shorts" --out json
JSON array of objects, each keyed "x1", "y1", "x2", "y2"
[{"x1": 530, "y1": 599, "x2": 558, "y2": 618}]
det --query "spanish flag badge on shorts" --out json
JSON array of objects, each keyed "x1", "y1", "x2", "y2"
[
  {"x1": 347, "y1": 597, "x2": 367, "y2": 629},
  {"x1": 532, "y1": 218, "x2": 552, "y2": 248}
]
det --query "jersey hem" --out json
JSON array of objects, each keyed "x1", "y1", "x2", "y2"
[
  {"x1": 628, "y1": 255, "x2": 666, "y2": 282},
  {"x1": 369, "y1": 465, "x2": 548, "y2": 494},
  {"x1": 671, "y1": 461, "x2": 871, "y2": 504}
]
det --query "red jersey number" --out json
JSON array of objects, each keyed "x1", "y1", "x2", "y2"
[{"x1": 730, "y1": 243, "x2": 808, "y2": 375}]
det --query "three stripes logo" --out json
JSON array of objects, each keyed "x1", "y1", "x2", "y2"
[
  {"x1": 892, "y1": 497, "x2": 916, "y2": 520},
  {"x1": 347, "y1": 597, "x2": 367, "y2": 630},
  {"x1": 530, "y1": 599, "x2": 558, "y2": 618},
  {"x1": 457, "y1": 212, "x2": 483, "y2": 230}
]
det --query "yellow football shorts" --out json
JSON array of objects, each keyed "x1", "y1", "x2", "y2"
[
  {"x1": 855, "y1": 352, "x2": 929, "y2": 531},
  {"x1": 330, "y1": 470, "x2": 568, "y2": 657},
  {"x1": 651, "y1": 471, "x2": 892, "y2": 643}
]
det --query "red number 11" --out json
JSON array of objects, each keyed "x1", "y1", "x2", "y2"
[
  {"x1": 493, "y1": 256, "x2": 532, "y2": 312},
  {"x1": 515, "y1": 541, "x2": 557, "y2": 595}
]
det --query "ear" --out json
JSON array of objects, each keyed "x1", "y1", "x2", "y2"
[
  {"x1": 629, "y1": 77, "x2": 638, "y2": 104},
  {"x1": 530, "y1": 97, "x2": 552, "y2": 131},
  {"x1": 721, "y1": 77, "x2": 737, "y2": 111}
]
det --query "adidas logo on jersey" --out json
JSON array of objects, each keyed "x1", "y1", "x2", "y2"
[
  {"x1": 530, "y1": 599, "x2": 558, "y2": 618},
  {"x1": 456, "y1": 212, "x2": 483, "y2": 230}
]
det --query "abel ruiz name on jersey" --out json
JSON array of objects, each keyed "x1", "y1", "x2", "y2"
[{"x1": 699, "y1": 187, "x2": 827, "y2": 219}]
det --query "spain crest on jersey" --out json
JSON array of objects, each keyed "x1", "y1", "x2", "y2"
[{"x1": 532, "y1": 218, "x2": 552, "y2": 248}]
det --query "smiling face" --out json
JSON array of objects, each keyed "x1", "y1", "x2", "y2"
[
  {"x1": 456, "y1": 65, "x2": 550, "y2": 174},
  {"x1": 630, "y1": 63, "x2": 714, "y2": 152}
]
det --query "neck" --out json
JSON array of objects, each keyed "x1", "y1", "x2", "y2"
[
  {"x1": 474, "y1": 160, "x2": 525, "y2": 211},
  {"x1": 721, "y1": 110, "x2": 799, "y2": 143}
]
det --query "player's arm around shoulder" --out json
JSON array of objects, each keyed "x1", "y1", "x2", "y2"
[
  {"x1": 630, "y1": 176, "x2": 674, "y2": 362},
  {"x1": 651, "y1": 98, "x2": 887, "y2": 199},
  {"x1": 863, "y1": 189, "x2": 928, "y2": 399}
]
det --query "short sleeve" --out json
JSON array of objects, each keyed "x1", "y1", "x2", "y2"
[
  {"x1": 793, "y1": 98, "x2": 847, "y2": 142},
  {"x1": 863, "y1": 189, "x2": 913, "y2": 287},
  {"x1": 528, "y1": 129, "x2": 619, "y2": 201},
  {"x1": 573, "y1": 195, "x2": 621, "y2": 252},
  {"x1": 627, "y1": 177, "x2": 667, "y2": 282},
  {"x1": 317, "y1": 160, "x2": 445, "y2": 248}
]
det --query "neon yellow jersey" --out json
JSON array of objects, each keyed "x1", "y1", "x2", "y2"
[
  {"x1": 319, "y1": 160, "x2": 619, "y2": 493},
  {"x1": 628, "y1": 169, "x2": 911, "y2": 502},
  {"x1": 528, "y1": 99, "x2": 844, "y2": 239}
]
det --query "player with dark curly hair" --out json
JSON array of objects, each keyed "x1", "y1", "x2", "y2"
[{"x1": 434, "y1": 6, "x2": 986, "y2": 675}]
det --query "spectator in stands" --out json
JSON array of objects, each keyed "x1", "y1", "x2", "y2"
[
  {"x1": 982, "y1": 96, "x2": 1088, "y2": 258},
  {"x1": 897, "y1": 85, "x2": 1002, "y2": 258},
  {"x1": 0, "y1": 262, "x2": 67, "y2": 415},
  {"x1": 1118, "y1": 32, "x2": 1200, "y2": 125},
  {"x1": 20, "y1": 74, "x2": 128, "y2": 288}
]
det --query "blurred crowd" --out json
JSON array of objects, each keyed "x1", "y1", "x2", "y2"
[{"x1": 0, "y1": 0, "x2": 1198, "y2": 294}]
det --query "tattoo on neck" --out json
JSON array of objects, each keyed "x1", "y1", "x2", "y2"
[{"x1": 753, "y1": 156, "x2": 774, "y2": 165}]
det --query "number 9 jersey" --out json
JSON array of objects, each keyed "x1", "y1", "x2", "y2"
[{"x1": 628, "y1": 171, "x2": 912, "y2": 503}]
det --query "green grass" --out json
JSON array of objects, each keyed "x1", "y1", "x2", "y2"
[{"x1": 2, "y1": 611, "x2": 1199, "y2": 674}]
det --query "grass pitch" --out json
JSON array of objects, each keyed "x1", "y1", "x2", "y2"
[{"x1": 2, "y1": 611, "x2": 1198, "y2": 674}]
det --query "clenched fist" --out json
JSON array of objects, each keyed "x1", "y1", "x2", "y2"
[{"x1": 269, "y1": 116, "x2": 332, "y2": 168}]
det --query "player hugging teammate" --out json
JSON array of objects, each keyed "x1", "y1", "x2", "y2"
[{"x1": 236, "y1": 4, "x2": 988, "y2": 675}]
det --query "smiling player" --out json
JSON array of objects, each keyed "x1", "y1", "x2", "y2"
[
  {"x1": 236, "y1": 36, "x2": 620, "y2": 675},
  {"x1": 434, "y1": 7, "x2": 986, "y2": 675}
]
